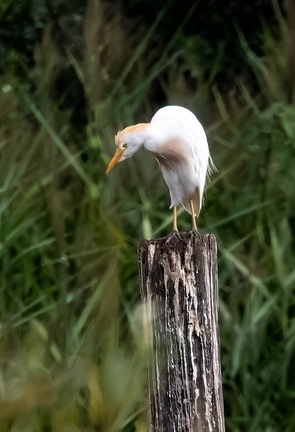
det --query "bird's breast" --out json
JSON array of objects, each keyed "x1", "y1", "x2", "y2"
[{"x1": 154, "y1": 138, "x2": 189, "y2": 171}]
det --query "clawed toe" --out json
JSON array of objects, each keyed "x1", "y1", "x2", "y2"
[{"x1": 165, "y1": 230, "x2": 183, "y2": 245}]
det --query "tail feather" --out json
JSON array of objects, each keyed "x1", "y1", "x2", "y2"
[{"x1": 182, "y1": 187, "x2": 201, "y2": 216}]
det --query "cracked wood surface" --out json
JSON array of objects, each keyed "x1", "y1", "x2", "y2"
[{"x1": 139, "y1": 232, "x2": 225, "y2": 432}]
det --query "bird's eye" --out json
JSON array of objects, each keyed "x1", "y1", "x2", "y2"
[{"x1": 122, "y1": 143, "x2": 128, "y2": 149}]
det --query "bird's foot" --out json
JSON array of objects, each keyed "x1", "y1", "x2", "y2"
[{"x1": 165, "y1": 230, "x2": 184, "y2": 245}]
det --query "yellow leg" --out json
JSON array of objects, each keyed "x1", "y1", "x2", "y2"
[
  {"x1": 173, "y1": 206, "x2": 178, "y2": 232},
  {"x1": 189, "y1": 200, "x2": 198, "y2": 232}
]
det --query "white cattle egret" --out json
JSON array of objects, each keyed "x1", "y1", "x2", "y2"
[{"x1": 106, "y1": 105, "x2": 213, "y2": 232}]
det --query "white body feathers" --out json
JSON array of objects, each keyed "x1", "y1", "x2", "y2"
[{"x1": 146, "y1": 106, "x2": 210, "y2": 215}]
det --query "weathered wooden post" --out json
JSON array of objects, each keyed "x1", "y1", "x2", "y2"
[{"x1": 139, "y1": 231, "x2": 225, "y2": 432}]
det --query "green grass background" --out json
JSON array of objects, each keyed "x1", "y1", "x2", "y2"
[{"x1": 1, "y1": 0, "x2": 295, "y2": 430}]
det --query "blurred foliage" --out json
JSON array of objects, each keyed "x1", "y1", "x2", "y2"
[{"x1": 1, "y1": 0, "x2": 295, "y2": 431}]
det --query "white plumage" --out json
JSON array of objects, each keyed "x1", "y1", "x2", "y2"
[{"x1": 106, "y1": 105, "x2": 213, "y2": 231}]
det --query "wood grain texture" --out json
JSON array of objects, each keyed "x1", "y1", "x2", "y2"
[{"x1": 139, "y1": 231, "x2": 225, "y2": 432}]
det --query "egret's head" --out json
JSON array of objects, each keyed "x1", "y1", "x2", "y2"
[{"x1": 106, "y1": 124, "x2": 150, "y2": 173}]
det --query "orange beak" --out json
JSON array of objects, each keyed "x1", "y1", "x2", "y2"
[{"x1": 106, "y1": 147, "x2": 126, "y2": 173}]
